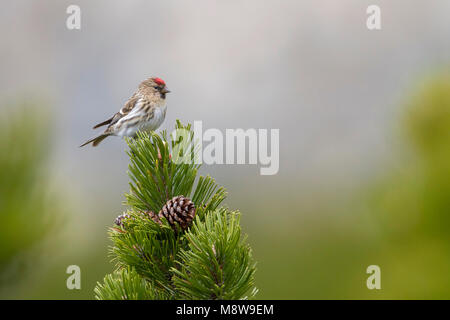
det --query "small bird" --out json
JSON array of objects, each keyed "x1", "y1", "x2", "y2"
[{"x1": 80, "y1": 77, "x2": 170, "y2": 147}]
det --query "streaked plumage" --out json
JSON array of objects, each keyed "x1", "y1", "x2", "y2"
[{"x1": 80, "y1": 77, "x2": 170, "y2": 147}]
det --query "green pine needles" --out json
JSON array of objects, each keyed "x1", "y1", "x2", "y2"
[{"x1": 94, "y1": 121, "x2": 257, "y2": 300}]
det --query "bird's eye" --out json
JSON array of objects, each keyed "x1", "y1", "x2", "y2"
[{"x1": 153, "y1": 86, "x2": 160, "y2": 90}]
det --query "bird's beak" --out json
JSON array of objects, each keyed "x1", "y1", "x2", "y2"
[{"x1": 161, "y1": 87, "x2": 171, "y2": 94}]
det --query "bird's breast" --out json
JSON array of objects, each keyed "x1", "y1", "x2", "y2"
[{"x1": 141, "y1": 105, "x2": 167, "y2": 131}]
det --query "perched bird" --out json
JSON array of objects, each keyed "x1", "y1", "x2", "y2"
[{"x1": 80, "y1": 77, "x2": 170, "y2": 147}]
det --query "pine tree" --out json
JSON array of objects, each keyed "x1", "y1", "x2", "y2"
[{"x1": 94, "y1": 121, "x2": 257, "y2": 300}]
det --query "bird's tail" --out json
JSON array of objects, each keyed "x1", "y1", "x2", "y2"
[
  {"x1": 92, "y1": 117, "x2": 113, "y2": 129},
  {"x1": 79, "y1": 134, "x2": 110, "y2": 147}
]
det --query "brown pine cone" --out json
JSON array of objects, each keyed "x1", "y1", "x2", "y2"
[
  {"x1": 143, "y1": 210, "x2": 163, "y2": 225},
  {"x1": 156, "y1": 196, "x2": 196, "y2": 231},
  {"x1": 114, "y1": 213, "x2": 132, "y2": 227}
]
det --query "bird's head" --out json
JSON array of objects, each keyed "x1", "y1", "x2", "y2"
[{"x1": 140, "y1": 77, "x2": 170, "y2": 99}]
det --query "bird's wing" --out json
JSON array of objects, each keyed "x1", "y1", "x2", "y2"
[
  {"x1": 120, "y1": 94, "x2": 140, "y2": 116},
  {"x1": 92, "y1": 94, "x2": 140, "y2": 131},
  {"x1": 111, "y1": 95, "x2": 141, "y2": 124},
  {"x1": 105, "y1": 97, "x2": 152, "y2": 134},
  {"x1": 92, "y1": 94, "x2": 141, "y2": 130}
]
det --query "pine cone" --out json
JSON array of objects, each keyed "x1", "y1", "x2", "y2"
[
  {"x1": 156, "y1": 196, "x2": 196, "y2": 231},
  {"x1": 114, "y1": 213, "x2": 131, "y2": 227},
  {"x1": 144, "y1": 210, "x2": 162, "y2": 225}
]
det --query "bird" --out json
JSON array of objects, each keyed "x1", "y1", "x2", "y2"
[{"x1": 80, "y1": 77, "x2": 170, "y2": 147}]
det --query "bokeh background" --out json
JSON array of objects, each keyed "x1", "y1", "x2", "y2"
[{"x1": 1, "y1": 0, "x2": 449, "y2": 299}]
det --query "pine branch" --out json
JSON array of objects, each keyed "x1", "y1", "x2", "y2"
[
  {"x1": 171, "y1": 209, "x2": 257, "y2": 300},
  {"x1": 95, "y1": 121, "x2": 257, "y2": 300},
  {"x1": 94, "y1": 267, "x2": 169, "y2": 300},
  {"x1": 109, "y1": 211, "x2": 181, "y2": 295},
  {"x1": 125, "y1": 122, "x2": 226, "y2": 218}
]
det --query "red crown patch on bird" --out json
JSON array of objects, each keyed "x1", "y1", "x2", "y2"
[{"x1": 154, "y1": 78, "x2": 165, "y2": 86}]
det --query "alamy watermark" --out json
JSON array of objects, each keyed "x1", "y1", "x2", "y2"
[
  {"x1": 66, "y1": 4, "x2": 381, "y2": 31},
  {"x1": 66, "y1": 5, "x2": 81, "y2": 30},
  {"x1": 366, "y1": 5, "x2": 381, "y2": 30},
  {"x1": 366, "y1": 265, "x2": 381, "y2": 290},
  {"x1": 170, "y1": 121, "x2": 279, "y2": 175},
  {"x1": 66, "y1": 265, "x2": 81, "y2": 290}
]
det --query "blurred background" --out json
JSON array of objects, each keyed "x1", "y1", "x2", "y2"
[{"x1": 0, "y1": 0, "x2": 449, "y2": 299}]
